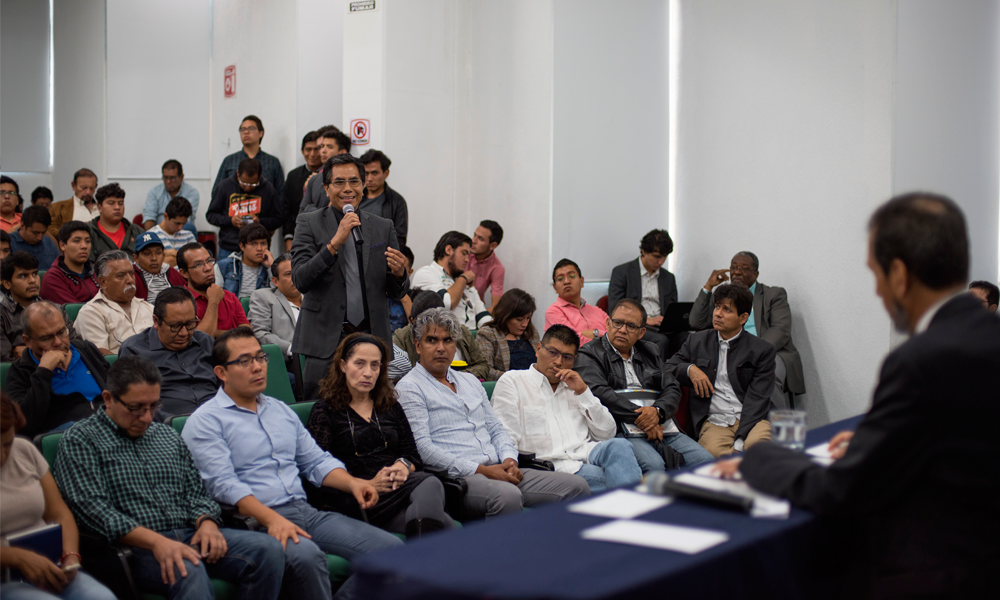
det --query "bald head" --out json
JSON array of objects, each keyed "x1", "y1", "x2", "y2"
[{"x1": 21, "y1": 300, "x2": 63, "y2": 338}]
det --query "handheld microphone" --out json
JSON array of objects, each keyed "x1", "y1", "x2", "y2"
[
  {"x1": 644, "y1": 472, "x2": 753, "y2": 513},
  {"x1": 342, "y1": 204, "x2": 364, "y2": 244}
]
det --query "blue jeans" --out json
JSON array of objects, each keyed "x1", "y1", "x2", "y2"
[
  {"x1": 624, "y1": 432, "x2": 714, "y2": 471},
  {"x1": 128, "y1": 527, "x2": 284, "y2": 600},
  {"x1": 0, "y1": 572, "x2": 116, "y2": 600},
  {"x1": 272, "y1": 499, "x2": 404, "y2": 600},
  {"x1": 575, "y1": 438, "x2": 643, "y2": 492}
]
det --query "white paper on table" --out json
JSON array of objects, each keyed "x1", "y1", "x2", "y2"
[
  {"x1": 672, "y1": 473, "x2": 790, "y2": 519},
  {"x1": 568, "y1": 489, "x2": 672, "y2": 519},
  {"x1": 581, "y1": 519, "x2": 729, "y2": 554},
  {"x1": 693, "y1": 463, "x2": 742, "y2": 480},
  {"x1": 806, "y1": 443, "x2": 834, "y2": 466}
]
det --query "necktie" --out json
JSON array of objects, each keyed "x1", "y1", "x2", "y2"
[{"x1": 342, "y1": 237, "x2": 365, "y2": 326}]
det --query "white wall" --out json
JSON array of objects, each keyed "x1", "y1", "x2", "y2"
[
  {"x1": 893, "y1": 0, "x2": 1000, "y2": 283},
  {"x1": 675, "y1": 0, "x2": 897, "y2": 425},
  {"x1": 1, "y1": 0, "x2": 52, "y2": 174},
  {"x1": 552, "y1": 0, "x2": 670, "y2": 281},
  {"x1": 297, "y1": 0, "x2": 345, "y2": 168}
]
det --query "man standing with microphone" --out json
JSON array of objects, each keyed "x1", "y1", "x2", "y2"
[{"x1": 290, "y1": 153, "x2": 410, "y2": 398}]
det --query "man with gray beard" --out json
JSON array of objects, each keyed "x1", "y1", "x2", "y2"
[{"x1": 75, "y1": 250, "x2": 155, "y2": 354}]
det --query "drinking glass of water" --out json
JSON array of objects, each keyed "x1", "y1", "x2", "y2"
[{"x1": 770, "y1": 409, "x2": 807, "y2": 452}]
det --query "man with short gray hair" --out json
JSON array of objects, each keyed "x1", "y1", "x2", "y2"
[
  {"x1": 691, "y1": 251, "x2": 804, "y2": 409},
  {"x1": 75, "y1": 249, "x2": 155, "y2": 354},
  {"x1": 396, "y1": 307, "x2": 590, "y2": 519}
]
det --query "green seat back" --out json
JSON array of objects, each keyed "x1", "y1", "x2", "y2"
[
  {"x1": 262, "y1": 344, "x2": 295, "y2": 404},
  {"x1": 1, "y1": 362, "x2": 10, "y2": 388},
  {"x1": 168, "y1": 415, "x2": 188, "y2": 435},
  {"x1": 470, "y1": 329, "x2": 477, "y2": 339},
  {"x1": 290, "y1": 401, "x2": 316, "y2": 427},
  {"x1": 240, "y1": 297, "x2": 250, "y2": 316},
  {"x1": 34, "y1": 432, "x2": 63, "y2": 468},
  {"x1": 482, "y1": 381, "x2": 496, "y2": 400},
  {"x1": 64, "y1": 303, "x2": 85, "y2": 322},
  {"x1": 105, "y1": 354, "x2": 118, "y2": 366},
  {"x1": 38, "y1": 269, "x2": 46, "y2": 281}
]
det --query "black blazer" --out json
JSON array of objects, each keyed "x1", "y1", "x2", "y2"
[
  {"x1": 741, "y1": 294, "x2": 1000, "y2": 598},
  {"x1": 290, "y1": 206, "x2": 409, "y2": 360},
  {"x1": 665, "y1": 328, "x2": 776, "y2": 440},
  {"x1": 608, "y1": 259, "x2": 678, "y2": 322},
  {"x1": 6, "y1": 339, "x2": 108, "y2": 436},
  {"x1": 574, "y1": 335, "x2": 680, "y2": 428}
]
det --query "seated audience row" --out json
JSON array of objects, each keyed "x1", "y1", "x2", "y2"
[
  {"x1": 393, "y1": 290, "x2": 489, "y2": 380},
  {"x1": 2, "y1": 252, "x2": 80, "y2": 362}
]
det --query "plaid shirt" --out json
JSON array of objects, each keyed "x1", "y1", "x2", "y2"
[
  {"x1": 212, "y1": 149, "x2": 285, "y2": 198},
  {"x1": 53, "y1": 409, "x2": 221, "y2": 541}
]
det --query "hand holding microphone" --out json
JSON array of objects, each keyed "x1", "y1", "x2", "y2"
[{"x1": 327, "y1": 205, "x2": 362, "y2": 254}]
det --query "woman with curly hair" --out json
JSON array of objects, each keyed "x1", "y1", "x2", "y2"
[
  {"x1": 476, "y1": 288, "x2": 540, "y2": 381},
  {"x1": 306, "y1": 333, "x2": 454, "y2": 536}
]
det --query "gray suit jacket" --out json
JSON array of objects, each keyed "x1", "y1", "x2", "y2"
[
  {"x1": 608, "y1": 258, "x2": 678, "y2": 321},
  {"x1": 291, "y1": 206, "x2": 409, "y2": 360},
  {"x1": 689, "y1": 281, "x2": 804, "y2": 394},
  {"x1": 249, "y1": 286, "x2": 298, "y2": 356}
]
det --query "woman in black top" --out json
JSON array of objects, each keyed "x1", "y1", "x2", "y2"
[{"x1": 306, "y1": 333, "x2": 454, "y2": 536}]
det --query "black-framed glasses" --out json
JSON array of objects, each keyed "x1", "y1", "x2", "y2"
[
  {"x1": 609, "y1": 319, "x2": 642, "y2": 333},
  {"x1": 348, "y1": 412, "x2": 388, "y2": 457},
  {"x1": 328, "y1": 178, "x2": 362, "y2": 188},
  {"x1": 224, "y1": 353, "x2": 269, "y2": 368},
  {"x1": 238, "y1": 126, "x2": 259, "y2": 134},
  {"x1": 112, "y1": 395, "x2": 162, "y2": 417},
  {"x1": 188, "y1": 258, "x2": 216, "y2": 271},
  {"x1": 162, "y1": 318, "x2": 200, "y2": 333},
  {"x1": 162, "y1": 175, "x2": 180, "y2": 182},
  {"x1": 540, "y1": 342, "x2": 575, "y2": 364},
  {"x1": 0, "y1": 190, "x2": 19, "y2": 199},
  {"x1": 237, "y1": 178, "x2": 260, "y2": 189},
  {"x1": 554, "y1": 272, "x2": 579, "y2": 284},
  {"x1": 29, "y1": 327, "x2": 70, "y2": 344}
]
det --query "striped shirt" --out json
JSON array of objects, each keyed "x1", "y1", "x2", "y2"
[
  {"x1": 53, "y1": 409, "x2": 221, "y2": 541},
  {"x1": 396, "y1": 363, "x2": 517, "y2": 478}
]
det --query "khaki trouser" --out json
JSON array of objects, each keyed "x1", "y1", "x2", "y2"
[{"x1": 698, "y1": 419, "x2": 772, "y2": 458}]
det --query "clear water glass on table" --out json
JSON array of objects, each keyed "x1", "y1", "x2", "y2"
[{"x1": 770, "y1": 409, "x2": 807, "y2": 452}]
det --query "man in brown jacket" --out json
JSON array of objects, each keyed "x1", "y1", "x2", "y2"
[{"x1": 47, "y1": 168, "x2": 99, "y2": 241}]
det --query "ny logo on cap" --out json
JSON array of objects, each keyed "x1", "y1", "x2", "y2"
[{"x1": 143, "y1": 234, "x2": 152, "y2": 242}]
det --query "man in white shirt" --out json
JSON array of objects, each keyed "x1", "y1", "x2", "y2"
[
  {"x1": 492, "y1": 324, "x2": 642, "y2": 492},
  {"x1": 665, "y1": 284, "x2": 776, "y2": 457},
  {"x1": 75, "y1": 250, "x2": 155, "y2": 355},
  {"x1": 410, "y1": 231, "x2": 492, "y2": 330}
]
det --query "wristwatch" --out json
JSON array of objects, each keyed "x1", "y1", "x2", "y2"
[
  {"x1": 395, "y1": 457, "x2": 413, "y2": 470},
  {"x1": 655, "y1": 406, "x2": 666, "y2": 422}
]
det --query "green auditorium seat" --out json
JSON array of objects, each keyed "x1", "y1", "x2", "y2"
[
  {"x1": 482, "y1": 380, "x2": 496, "y2": 400},
  {"x1": 64, "y1": 303, "x2": 85, "y2": 322},
  {"x1": 262, "y1": 344, "x2": 296, "y2": 403}
]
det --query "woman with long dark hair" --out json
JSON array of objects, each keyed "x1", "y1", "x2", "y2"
[
  {"x1": 477, "y1": 288, "x2": 539, "y2": 381},
  {"x1": 306, "y1": 333, "x2": 454, "y2": 536}
]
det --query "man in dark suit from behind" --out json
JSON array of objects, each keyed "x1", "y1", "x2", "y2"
[
  {"x1": 717, "y1": 193, "x2": 999, "y2": 599},
  {"x1": 291, "y1": 153, "x2": 410, "y2": 398},
  {"x1": 690, "y1": 251, "x2": 804, "y2": 409},
  {"x1": 608, "y1": 229, "x2": 677, "y2": 359},
  {"x1": 665, "y1": 284, "x2": 775, "y2": 457}
]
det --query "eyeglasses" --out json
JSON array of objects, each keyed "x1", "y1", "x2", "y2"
[
  {"x1": 348, "y1": 411, "x2": 389, "y2": 457},
  {"x1": 554, "y1": 272, "x2": 579, "y2": 284},
  {"x1": 609, "y1": 319, "x2": 642, "y2": 333},
  {"x1": 0, "y1": 190, "x2": 18, "y2": 199},
  {"x1": 187, "y1": 258, "x2": 216, "y2": 271},
  {"x1": 237, "y1": 178, "x2": 260, "y2": 189},
  {"x1": 729, "y1": 264, "x2": 754, "y2": 273},
  {"x1": 161, "y1": 318, "x2": 200, "y2": 333},
  {"x1": 224, "y1": 353, "x2": 270, "y2": 368},
  {"x1": 540, "y1": 342, "x2": 576, "y2": 364},
  {"x1": 162, "y1": 175, "x2": 180, "y2": 182},
  {"x1": 113, "y1": 395, "x2": 162, "y2": 417},
  {"x1": 328, "y1": 178, "x2": 363, "y2": 188},
  {"x1": 30, "y1": 327, "x2": 70, "y2": 344},
  {"x1": 238, "y1": 127, "x2": 259, "y2": 134}
]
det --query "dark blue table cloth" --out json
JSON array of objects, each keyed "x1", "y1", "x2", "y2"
[{"x1": 354, "y1": 415, "x2": 865, "y2": 600}]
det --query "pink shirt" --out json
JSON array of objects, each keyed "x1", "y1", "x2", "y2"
[
  {"x1": 544, "y1": 297, "x2": 609, "y2": 342},
  {"x1": 468, "y1": 251, "x2": 505, "y2": 303}
]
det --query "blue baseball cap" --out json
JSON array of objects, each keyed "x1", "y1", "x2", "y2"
[{"x1": 134, "y1": 231, "x2": 164, "y2": 252}]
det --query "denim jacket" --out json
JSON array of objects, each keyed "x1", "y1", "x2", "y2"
[{"x1": 216, "y1": 252, "x2": 270, "y2": 296}]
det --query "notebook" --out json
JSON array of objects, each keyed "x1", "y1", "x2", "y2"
[{"x1": 4, "y1": 523, "x2": 62, "y2": 581}]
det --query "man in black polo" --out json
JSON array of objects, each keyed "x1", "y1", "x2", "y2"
[{"x1": 118, "y1": 287, "x2": 218, "y2": 420}]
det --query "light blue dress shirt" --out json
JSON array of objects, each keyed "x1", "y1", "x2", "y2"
[
  {"x1": 143, "y1": 181, "x2": 201, "y2": 223},
  {"x1": 181, "y1": 387, "x2": 344, "y2": 507},
  {"x1": 745, "y1": 282, "x2": 757, "y2": 336},
  {"x1": 396, "y1": 363, "x2": 518, "y2": 478}
]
